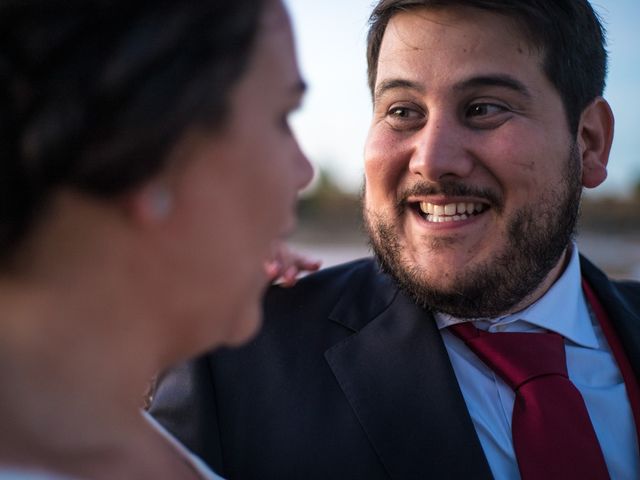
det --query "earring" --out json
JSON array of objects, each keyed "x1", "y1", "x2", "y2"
[{"x1": 148, "y1": 186, "x2": 173, "y2": 221}]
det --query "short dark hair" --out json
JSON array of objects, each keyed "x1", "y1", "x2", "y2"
[
  {"x1": 0, "y1": 0, "x2": 265, "y2": 258},
  {"x1": 367, "y1": 0, "x2": 607, "y2": 135}
]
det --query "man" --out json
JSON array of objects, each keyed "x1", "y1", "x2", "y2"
[{"x1": 150, "y1": 1, "x2": 640, "y2": 478}]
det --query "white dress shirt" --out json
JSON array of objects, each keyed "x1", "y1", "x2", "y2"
[{"x1": 435, "y1": 246, "x2": 639, "y2": 479}]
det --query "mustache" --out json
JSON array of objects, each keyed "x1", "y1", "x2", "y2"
[{"x1": 397, "y1": 181, "x2": 504, "y2": 211}]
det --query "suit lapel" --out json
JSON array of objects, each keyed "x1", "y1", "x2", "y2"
[
  {"x1": 581, "y1": 255, "x2": 640, "y2": 378},
  {"x1": 325, "y1": 273, "x2": 492, "y2": 480}
]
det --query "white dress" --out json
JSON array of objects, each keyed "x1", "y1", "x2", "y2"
[
  {"x1": 142, "y1": 410, "x2": 225, "y2": 480},
  {"x1": 0, "y1": 412, "x2": 225, "y2": 480},
  {"x1": 0, "y1": 471, "x2": 75, "y2": 479}
]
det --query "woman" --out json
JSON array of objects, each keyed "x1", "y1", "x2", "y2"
[{"x1": 0, "y1": 0, "x2": 313, "y2": 478}]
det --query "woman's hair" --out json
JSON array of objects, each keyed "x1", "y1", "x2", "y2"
[{"x1": 0, "y1": 0, "x2": 265, "y2": 258}]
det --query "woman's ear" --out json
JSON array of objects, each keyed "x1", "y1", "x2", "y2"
[
  {"x1": 577, "y1": 97, "x2": 614, "y2": 188},
  {"x1": 120, "y1": 130, "x2": 202, "y2": 227}
]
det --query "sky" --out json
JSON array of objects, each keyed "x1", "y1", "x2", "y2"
[{"x1": 283, "y1": 0, "x2": 640, "y2": 197}]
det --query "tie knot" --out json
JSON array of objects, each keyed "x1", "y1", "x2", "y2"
[{"x1": 449, "y1": 322, "x2": 568, "y2": 390}]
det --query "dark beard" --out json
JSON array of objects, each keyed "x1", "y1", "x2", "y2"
[{"x1": 363, "y1": 145, "x2": 583, "y2": 318}]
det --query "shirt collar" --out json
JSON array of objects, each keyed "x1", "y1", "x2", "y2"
[{"x1": 435, "y1": 244, "x2": 599, "y2": 349}]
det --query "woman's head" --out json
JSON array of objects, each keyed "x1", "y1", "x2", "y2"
[
  {"x1": 0, "y1": 0, "x2": 264, "y2": 258},
  {"x1": 0, "y1": 0, "x2": 312, "y2": 352}
]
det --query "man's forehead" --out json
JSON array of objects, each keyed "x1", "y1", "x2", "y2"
[
  {"x1": 375, "y1": 6, "x2": 543, "y2": 86},
  {"x1": 380, "y1": 5, "x2": 538, "y2": 58}
]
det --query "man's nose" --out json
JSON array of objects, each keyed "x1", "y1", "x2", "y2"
[{"x1": 408, "y1": 115, "x2": 474, "y2": 181}]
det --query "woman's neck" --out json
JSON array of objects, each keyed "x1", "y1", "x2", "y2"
[
  {"x1": 0, "y1": 193, "x2": 212, "y2": 478},
  {"x1": 0, "y1": 281, "x2": 173, "y2": 478}
]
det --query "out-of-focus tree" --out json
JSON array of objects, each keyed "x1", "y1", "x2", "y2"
[{"x1": 296, "y1": 168, "x2": 362, "y2": 241}]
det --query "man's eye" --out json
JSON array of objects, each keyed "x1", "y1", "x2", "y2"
[
  {"x1": 389, "y1": 107, "x2": 412, "y2": 118},
  {"x1": 385, "y1": 106, "x2": 423, "y2": 129},
  {"x1": 467, "y1": 103, "x2": 505, "y2": 117}
]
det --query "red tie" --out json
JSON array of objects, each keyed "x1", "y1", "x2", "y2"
[{"x1": 449, "y1": 322, "x2": 610, "y2": 480}]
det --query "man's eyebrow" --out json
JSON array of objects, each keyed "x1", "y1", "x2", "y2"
[
  {"x1": 374, "y1": 75, "x2": 531, "y2": 101},
  {"x1": 454, "y1": 75, "x2": 532, "y2": 98},
  {"x1": 374, "y1": 78, "x2": 425, "y2": 101}
]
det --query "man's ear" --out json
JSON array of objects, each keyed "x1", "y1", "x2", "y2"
[{"x1": 577, "y1": 97, "x2": 614, "y2": 188}]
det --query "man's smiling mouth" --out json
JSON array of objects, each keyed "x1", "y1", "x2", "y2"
[{"x1": 413, "y1": 201, "x2": 489, "y2": 223}]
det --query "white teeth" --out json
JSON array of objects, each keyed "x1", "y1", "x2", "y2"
[{"x1": 419, "y1": 201, "x2": 486, "y2": 221}]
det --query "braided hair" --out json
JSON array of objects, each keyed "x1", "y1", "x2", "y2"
[{"x1": 0, "y1": 0, "x2": 265, "y2": 260}]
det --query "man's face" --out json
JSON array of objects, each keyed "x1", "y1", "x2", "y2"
[{"x1": 363, "y1": 6, "x2": 583, "y2": 317}]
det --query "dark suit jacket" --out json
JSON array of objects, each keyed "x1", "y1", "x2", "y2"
[{"x1": 150, "y1": 255, "x2": 640, "y2": 480}]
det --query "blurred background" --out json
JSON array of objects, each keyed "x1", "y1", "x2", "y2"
[{"x1": 283, "y1": 0, "x2": 640, "y2": 280}]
